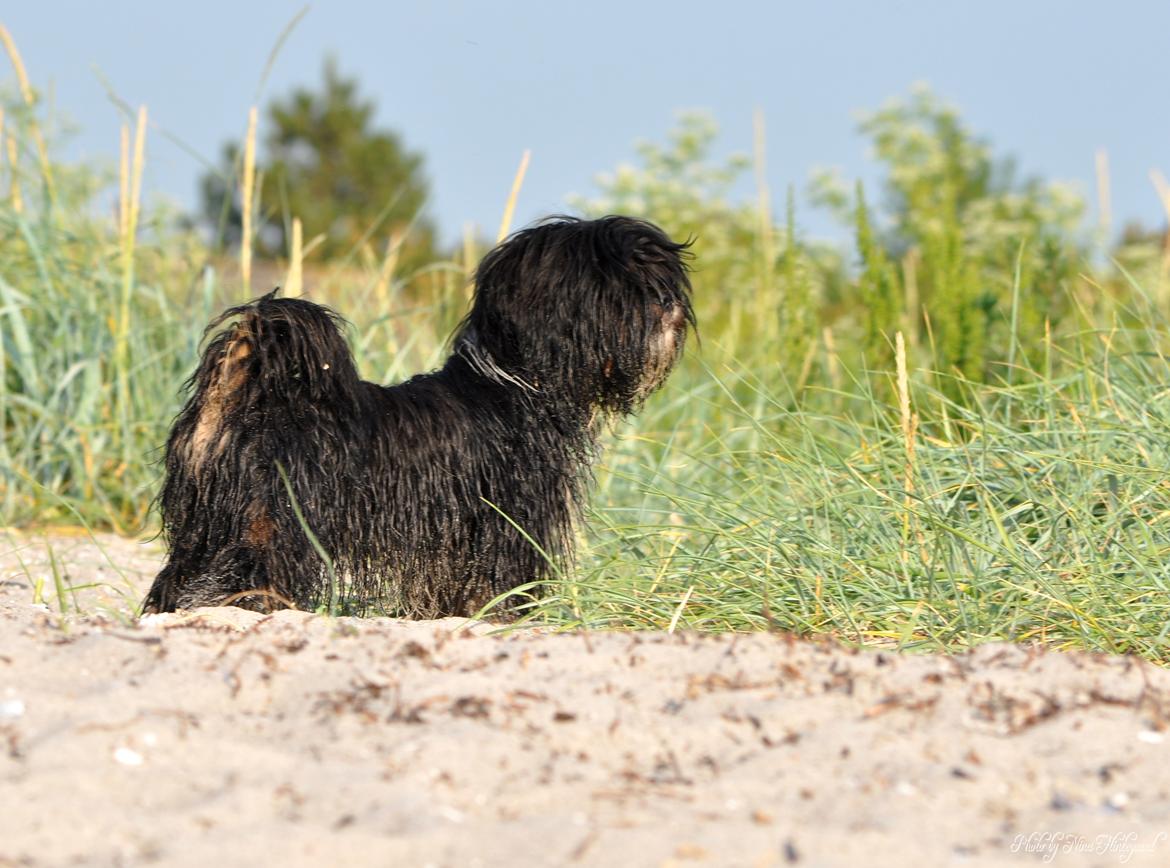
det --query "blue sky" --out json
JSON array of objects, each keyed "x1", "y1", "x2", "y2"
[{"x1": 4, "y1": 1, "x2": 1167, "y2": 245}]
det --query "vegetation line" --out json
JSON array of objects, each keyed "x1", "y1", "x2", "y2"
[{"x1": 2, "y1": 64, "x2": 1168, "y2": 661}]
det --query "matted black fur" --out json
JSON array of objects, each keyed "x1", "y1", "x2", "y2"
[{"x1": 143, "y1": 216, "x2": 694, "y2": 618}]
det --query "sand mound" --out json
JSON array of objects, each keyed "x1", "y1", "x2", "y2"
[{"x1": 2, "y1": 530, "x2": 1168, "y2": 867}]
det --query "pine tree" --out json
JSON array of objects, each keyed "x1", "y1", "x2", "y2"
[{"x1": 201, "y1": 60, "x2": 434, "y2": 267}]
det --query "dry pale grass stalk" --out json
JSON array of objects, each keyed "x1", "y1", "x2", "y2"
[
  {"x1": 821, "y1": 326, "x2": 841, "y2": 391},
  {"x1": 1153, "y1": 169, "x2": 1170, "y2": 210},
  {"x1": 752, "y1": 108, "x2": 775, "y2": 299},
  {"x1": 118, "y1": 124, "x2": 129, "y2": 242},
  {"x1": 497, "y1": 149, "x2": 530, "y2": 243},
  {"x1": 114, "y1": 106, "x2": 147, "y2": 460},
  {"x1": 794, "y1": 335, "x2": 818, "y2": 397},
  {"x1": 374, "y1": 228, "x2": 403, "y2": 306},
  {"x1": 6, "y1": 132, "x2": 21, "y2": 214},
  {"x1": 113, "y1": 109, "x2": 146, "y2": 307},
  {"x1": 301, "y1": 232, "x2": 326, "y2": 260},
  {"x1": 667, "y1": 585, "x2": 694, "y2": 634},
  {"x1": 895, "y1": 331, "x2": 913, "y2": 448},
  {"x1": 0, "y1": 24, "x2": 54, "y2": 202},
  {"x1": 0, "y1": 111, "x2": 4, "y2": 216},
  {"x1": 127, "y1": 107, "x2": 146, "y2": 247},
  {"x1": 1095, "y1": 148, "x2": 1112, "y2": 237},
  {"x1": 895, "y1": 331, "x2": 922, "y2": 564},
  {"x1": 117, "y1": 107, "x2": 147, "y2": 314},
  {"x1": 285, "y1": 216, "x2": 303, "y2": 296},
  {"x1": 240, "y1": 106, "x2": 258, "y2": 296},
  {"x1": 0, "y1": 25, "x2": 33, "y2": 104}
]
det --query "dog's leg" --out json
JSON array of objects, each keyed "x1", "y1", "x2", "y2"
[{"x1": 145, "y1": 321, "x2": 285, "y2": 611}]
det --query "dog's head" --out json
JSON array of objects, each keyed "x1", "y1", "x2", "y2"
[{"x1": 456, "y1": 216, "x2": 694, "y2": 415}]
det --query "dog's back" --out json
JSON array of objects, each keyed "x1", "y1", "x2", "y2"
[{"x1": 144, "y1": 292, "x2": 580, "y2": 616}]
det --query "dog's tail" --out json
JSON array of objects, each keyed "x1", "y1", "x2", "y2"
[
  {"x1": 197, "y1": 289, "x2": 361, "y2": 408},
  {"x1": 143, "y1": 290, "x2": 363, "y2": 613}
]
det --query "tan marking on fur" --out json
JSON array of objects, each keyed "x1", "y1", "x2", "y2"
[
  {"x1": 637, "y1": 305, "x2": 685, "y2": 398},
  {"x1": 189, "y1": 322, "x2": 253, "y2": 468},
  {"x1": 245, "y1": 505, "x2": 275, "y2": 547}
]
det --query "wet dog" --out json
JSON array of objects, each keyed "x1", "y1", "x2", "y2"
[{"x1": 143, "y1": 216, "x2": 694, "y2": 617}]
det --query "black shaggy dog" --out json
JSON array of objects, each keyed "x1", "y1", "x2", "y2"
[{"x1": 143, "y1": 216, "x2": 694, "y2": 618}]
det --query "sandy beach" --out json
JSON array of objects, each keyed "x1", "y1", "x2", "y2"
[{"x1": 1, "y1": 530, "x2": 1168, "y2": 867}]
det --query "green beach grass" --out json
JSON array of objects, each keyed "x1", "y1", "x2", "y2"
[{"x1": 3, "y1": 51, "x2": 1170, "y2": 661}]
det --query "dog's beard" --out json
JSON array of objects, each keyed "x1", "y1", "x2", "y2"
[{"x1": 635, "y1": 301, "x2": 689, "y2": 400}]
